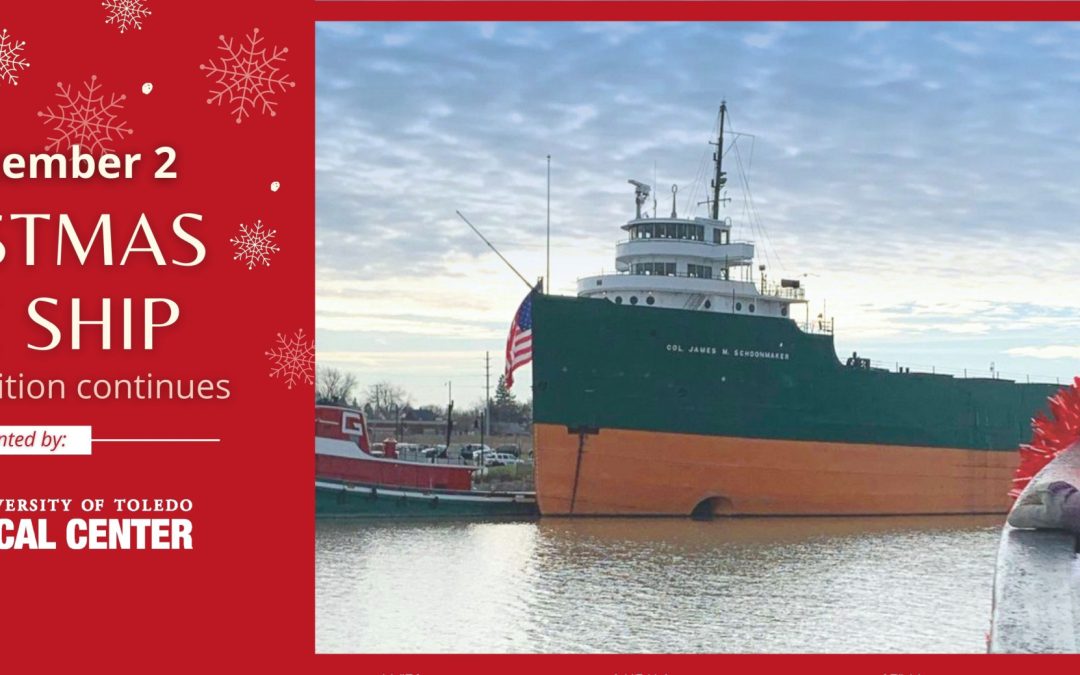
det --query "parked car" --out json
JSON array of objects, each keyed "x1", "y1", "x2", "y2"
[
  {"x1": 495, "y1": 444, "x2": 522, "y2": 458},
  {"x1": 459, "y1": 443, "x2": 494, "y2": 461},
  {"x1": 421, "y1": 445, "x2": 448, "y2": 459},
  {"x1": 484, "y1": 452, "x2": 524, "y2": 467}
]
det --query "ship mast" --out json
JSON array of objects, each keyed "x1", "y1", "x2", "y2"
[{"x1": 710, "y1": 102, "x2": 728, "y2": 220}]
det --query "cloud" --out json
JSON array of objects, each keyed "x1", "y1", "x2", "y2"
[
  {"x1": 316, "y1": 22, "x2": 1080, "y2": 402},
  {"x1": 742, "y1": 23, "x2": 791, "y2": 49},
  {"x1": 1006, "y1": 345, "x2": 1080, "y2": 360}
]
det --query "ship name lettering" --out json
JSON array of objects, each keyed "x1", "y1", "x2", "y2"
[{"x1": 733, "y1": 349, "x2": 790, "y2": 360}]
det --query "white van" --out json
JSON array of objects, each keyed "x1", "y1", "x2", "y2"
[{"x1": 484, "y1": 452, "x2": 523, "y2": 467}]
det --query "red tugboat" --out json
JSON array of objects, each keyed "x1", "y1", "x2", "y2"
[{"x1": 315, "y1": 405, "x2": 537, "y2": 519}]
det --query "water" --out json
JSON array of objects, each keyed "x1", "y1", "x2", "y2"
[{"x1": 316, "y1": 515, "x2": 1003, "y2": 653}]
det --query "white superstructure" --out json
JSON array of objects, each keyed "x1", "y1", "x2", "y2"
[{"x1": 577, "y1": 102, "x2": 807, "y2": 319}]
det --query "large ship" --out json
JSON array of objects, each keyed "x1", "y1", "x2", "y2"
[{"x1": 530, "y1": 103, "x2": 1059, "y2": 518}]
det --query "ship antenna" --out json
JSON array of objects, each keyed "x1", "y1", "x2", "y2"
[
  {"x1": 546, "y1": 154, "x2": 551, "y2": 294},
  {"x1": 652, "y1": 161, "x2": 658, "y2": 218},
  {"x1": 711, "y1": 101, "x2": 728, "y2": 220}
]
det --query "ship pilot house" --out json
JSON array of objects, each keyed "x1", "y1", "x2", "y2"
[{"x1": 578, "y1": 102, "x2": 807, "y2": 321}]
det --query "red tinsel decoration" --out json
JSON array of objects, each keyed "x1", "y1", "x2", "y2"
[{"x1": 1010, "y1": 376, "x2": 1080, "y2": 500}]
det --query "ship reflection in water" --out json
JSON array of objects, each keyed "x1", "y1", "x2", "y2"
[{"x1": 316, "y1": 516, "x2": 1002, "y2": 653}]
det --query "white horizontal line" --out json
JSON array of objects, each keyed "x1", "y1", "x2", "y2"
[{"x1": 92, "y1": 438, "x2": 221, "y2": 443}]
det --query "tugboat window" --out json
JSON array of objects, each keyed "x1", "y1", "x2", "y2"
[
  {"x1": 646, "y1": 296, "x2": 655, "y2": 305},
  {"x1": 615, "y1": 296, "x2": 623, "y2": 304},
  {"x1": 630, "y1": 296, "x2": 639, "y2": 305}
]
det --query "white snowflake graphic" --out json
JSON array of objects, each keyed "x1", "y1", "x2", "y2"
[
  {"x1": 37, "y1": 75, "x2": 132, "y2": 154},
  {"x1": 266, "y1": 329, "x2": 314, "y2": 390},
  {"x1": 102, "y1": 0, "x2": 152, "y2": 34},
  {"x1": 199, "y1": 27, "x2": 295, "y2": 124},
  {"x1": 0, "y1": 28, "x2": 29, "y2": 86},
  {"x1": 230, "y1": 220, "x2": 280, "y2": 270}
]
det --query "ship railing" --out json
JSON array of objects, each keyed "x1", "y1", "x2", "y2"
[
  {"x1": 801, "y1": 317, "x2": 835, "y2": 335},
  {"x1": 393, "y1": 449, "x2": 476, "y2": 467},
  {"x1": 599, "y1": 270, "x2": 790, "y2": 285},
  {"x1": 603, "y1": 270, "x2": 733, "y2": 281},
  {"x1": 860, "y1": 359, "x2": 1065, "y2": 385},
  {"x1": 759, "y1": 283, "x2": 806, "y2": 300},
  {"x1": 616, "y1": 236, "x2": 756, "y2": 246}
]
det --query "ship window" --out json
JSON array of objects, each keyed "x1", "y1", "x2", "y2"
[
  {"x1": 736, "y1": 302, "x2": 742, "y2": 311},
  {"x1": 687, "y1": 264, "x2": 712, "y2": 279},
  {"x1": 615, "y1": 296, "x2": 623, "y2": 304},
  {"x1": 749, "y1": 303, "x2": 756, "y2": 313},
  {"x1": 781, "y1": 306, "x2": 788, "y2": 316},
  {"x1": 630, "y1": 296, "x2": 639, "y2": 305},
  {"x1": 677, "y1": 223, "x2": 687, "y2": 239},
  {"x1": 635, "y1": 262, "x2": 674, "y2": 276},
  {"x1": 704, "y1": 300, "x2": 712, "y2": 309},
  {"x1": 646, "y1": 296, "x2": 655, "y2": 305},
  {"x1": 714, "y1": 229, "x2": 722, "y2": 244},
  {"x1": 596, "y1": 279, "x2": 602, "y2": 286}
]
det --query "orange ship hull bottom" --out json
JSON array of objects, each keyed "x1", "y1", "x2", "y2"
[{"x1": 533, "y1": 423, "x2": 1018, "y2": 516}]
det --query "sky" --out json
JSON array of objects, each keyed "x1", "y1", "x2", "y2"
[{"x1": 316, "y1": 22, "x2": 1080, "y2": 407}]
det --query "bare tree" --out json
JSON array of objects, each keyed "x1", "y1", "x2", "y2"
[
  {"x1": 362, "y1": 381, "x2": 411, "y2": 420},
  {"x1": 316, "y1": 366, "x2": 358, "y2": 406}
]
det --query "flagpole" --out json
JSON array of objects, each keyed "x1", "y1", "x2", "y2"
[
  {"x1": 456, "y1": 210, "x2": 533, "y2": 290},
  {"x1": 546, "y1": 154, "x2": 551, "y2": 294}
]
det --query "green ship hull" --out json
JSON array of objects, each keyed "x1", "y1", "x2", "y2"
[{"x1": 532, "y1": 294, "x2": 1055, "y2": 451}]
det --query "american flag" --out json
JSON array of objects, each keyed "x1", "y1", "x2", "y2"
[{"x1": 504, "y1": 289, "x2": 536, "y2": 389}]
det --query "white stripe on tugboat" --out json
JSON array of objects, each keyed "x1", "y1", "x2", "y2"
[{"x1": 315, "y1": 480, "x2": 533, "y2": 504}]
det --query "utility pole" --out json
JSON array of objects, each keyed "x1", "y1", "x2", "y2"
[
  {"x1": 485, "y1": 351, "x2": 492, "y2": 436},
  {"x1": 483, "y1": 352, "x2": 491, "y2": 468},
  {"x1": 443, "y1": 381, "x2": 453, "y2": 463}
]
